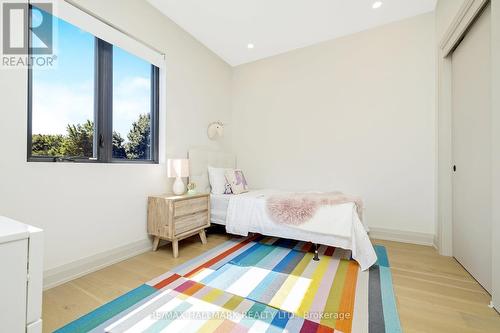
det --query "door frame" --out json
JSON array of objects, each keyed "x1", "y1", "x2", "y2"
[{"x1": 437, "y1": 0, "x2": 500, "y2": 309}]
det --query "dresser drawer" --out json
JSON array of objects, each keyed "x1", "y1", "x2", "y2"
[
  {"x1": 174, "y1": 211, "x2": 208, "y2": 235},
  {"x1": 174, "y1": 197, "x2": 208, "y2": 217}
]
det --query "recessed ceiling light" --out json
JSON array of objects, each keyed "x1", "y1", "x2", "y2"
[
  {"x1": 372, "y1": 1, "x2": 383, "y2": 9},
  {"x1": 247, "y1": 43, "x2": 254, "y2": 49}
]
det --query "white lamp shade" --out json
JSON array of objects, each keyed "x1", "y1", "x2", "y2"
[{"x1": 167, "y1": 159, "x2": 189, "y2": 178}]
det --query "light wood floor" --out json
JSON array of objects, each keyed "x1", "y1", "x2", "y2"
[{"x1": 42, "y1": 233, "x2": 500, "y2": 332}]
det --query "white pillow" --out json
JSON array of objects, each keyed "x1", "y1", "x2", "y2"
[{"x1": 207, "y1": 166, "x2": 233, "y2": 194}]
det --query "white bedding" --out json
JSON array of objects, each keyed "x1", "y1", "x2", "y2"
[
  {"x1": 210, "y1": 194, "x2": 231, "y2": 225},
  {"x1": 223, "y1": 189, "x2": 377, "y2": 270}
]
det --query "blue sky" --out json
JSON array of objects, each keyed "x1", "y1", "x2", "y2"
[{"x1": 32, "y1": 8, "x2": 151, "y2": 140}]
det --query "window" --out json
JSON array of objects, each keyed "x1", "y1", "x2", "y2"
[
  {"x1": 28, "y1": 5, "x2": 159, "y2": 163},
  {"x1": 112, "y1": 46, "x2": 156, "y2": 161}
]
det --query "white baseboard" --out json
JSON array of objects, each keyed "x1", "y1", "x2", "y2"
[
  {"x1": 369, "y1": 227, "x2": 435, "y2": 246},
  {"x1": 43, "y1": 239, "x2": 152, "y2": 290},
  {"x1": 492, "y1": 299, "x2": 500, "y2": 313},
  {"x1": 433, "y1": 234, "x2": 439, "y2": 251}
]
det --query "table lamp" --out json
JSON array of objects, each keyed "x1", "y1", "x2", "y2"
[{"x1": 167, "y1": 158, "x2": 189, "y2": 195}]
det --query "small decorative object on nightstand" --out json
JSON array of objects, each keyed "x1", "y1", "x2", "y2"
[
  {"x1": 187, "y1": 181, "x2": 197, "y2": 195},
  {"x1": 147, "y1": 193, "x2": 210, "y2": 258}
]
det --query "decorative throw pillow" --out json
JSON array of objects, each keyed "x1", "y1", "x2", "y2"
[
  {"x1": 225, "y1": 169, "x2": 249, "y2": 194},
  {"x1": 207, "y1": 166, "x2": 233, "y2": 194}
]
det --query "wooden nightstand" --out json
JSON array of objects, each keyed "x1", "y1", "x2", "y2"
[{"x1": 147, "y1": 193, "x2": 210, "y2": 258}]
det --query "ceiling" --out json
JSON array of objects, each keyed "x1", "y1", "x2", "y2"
[{"x1": 147, "y1": 0, "x2": 437, "y2": 66}]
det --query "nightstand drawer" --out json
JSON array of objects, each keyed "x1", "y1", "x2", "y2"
[
  {"x1": 175, "y1": 212, "x2": 208, "y2": 235},
  {"x1": 174, "y1": 197, "x2": 208, "y2": 217}
]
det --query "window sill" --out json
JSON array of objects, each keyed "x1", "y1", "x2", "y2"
[{"x1": 27, "y1": 157, "x2": 159, "y2": 164}]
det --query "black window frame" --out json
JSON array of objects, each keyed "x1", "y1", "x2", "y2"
[{"x1": 27, "y1": 6, "x2": 160, "y2": 164}]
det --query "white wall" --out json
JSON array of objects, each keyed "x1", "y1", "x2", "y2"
[
  {"x1": 0, "y1": 0, "x2": 232, "y2": 276},
  {"x1": 231, "y1": 13, "x2": 436, "y2": 235}
]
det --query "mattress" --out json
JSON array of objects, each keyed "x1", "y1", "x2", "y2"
[
  {"x1": 209, "y1": 190, "x2": 375, "y2": 269},
  {"x1": 210, "y1": 193, "x2": 231, "y2": 225}
]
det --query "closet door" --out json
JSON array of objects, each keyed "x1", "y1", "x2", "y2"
[{"x1": 452, "y1": 4, "x2": 491, "y2": 293}]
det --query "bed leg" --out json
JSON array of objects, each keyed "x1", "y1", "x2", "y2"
[{"x1": 313, "y1": 244, "x2": 320, "y2": 261}]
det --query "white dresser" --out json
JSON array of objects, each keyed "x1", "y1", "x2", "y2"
[{"x1": 0, "y1": 217, "x2": 43, "y2": 333}]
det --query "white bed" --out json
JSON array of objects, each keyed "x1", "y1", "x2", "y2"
[{"x1": 189, "y1": 147, "x2": 377, "y2": 270}]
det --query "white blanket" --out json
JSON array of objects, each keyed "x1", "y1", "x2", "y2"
[{"x1": 226, "y1": 189, "x2": 377, "y2": 270}]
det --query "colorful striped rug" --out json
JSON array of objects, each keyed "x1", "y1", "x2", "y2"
[{"x1": 55, "y1": 235, "x2": 401, "y2": 333}]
